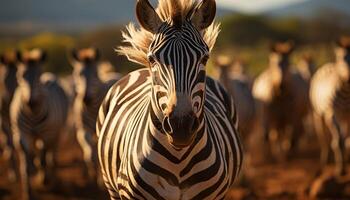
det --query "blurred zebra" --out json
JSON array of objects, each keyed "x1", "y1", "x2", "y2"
[
  {"x1": 297, "y1": 54, "x2": 316, "y2": 82},
  {"x1": 96, "y1": 0, "x2": 242, "y2": 199},
  {"x1": 10, "y1": 49, "x2": 69, "y2": 199},
  {"x1": 310, "y1": 36, "x2": 350, "y2": 175},
  {"x1": 0, "y1": 51, "x2": 19, "y2": 181},
  {"x1": 253, "y1": 41, "x2": 310, "y2": 159},
  {"x1": 217, "y1": 56, "x2": 256, "y2": 139},
  {"x1": 71, "y1": 48, "x2": 119, "y2": 183}
]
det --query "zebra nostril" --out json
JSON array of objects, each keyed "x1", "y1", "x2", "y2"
[{"x1": 162, "y1": 116, "x2": 173, "y2": 134}]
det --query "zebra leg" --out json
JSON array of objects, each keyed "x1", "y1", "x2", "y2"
[
  {"x1": 4, "y1": 140, "x2": 17, "y2": 182},
  {"x1": 0, "y1": 132, "x2": 17, "y2": 182},
  {"x1": 289, "y1": 121, "x2": 304, "y2": 157},
  {"x1": 13, "y1": 131, "x2": 33, "y2": 200},
  {"x1": 313, "y1": 113, "x2": 329, "y2": 167},
  {"x1": 325, "y1": 114, "x2": 346, "y2": 176},
  {"x1": 262, "y1": 105, "x2": 274, "y2": 159},
  {"x1": 76, "y1": 128, "x2": 96, "y2": 182}
]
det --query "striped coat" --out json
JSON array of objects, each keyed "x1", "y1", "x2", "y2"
[
  {"x1": 71, "y1": 48, "x2": 119, "y2": 182},
  {"x1": 97, "y1": 0, "x2": 243, "y2": 199},
  {"x1": 0, "y1": 52, "x2": 18, "y2": 181},
  {"x1": 97, "y1": 69, "x2": 242, "y2": 199},
  {"x1": 218, "y1": 60, "x2": 256, "y2": 139},
  {"x1": 10, "y1": 50, "x2": 68, "y2": 199},
  {"x1": 309, "y1": 38, "x2": 350, "y2": 175}
]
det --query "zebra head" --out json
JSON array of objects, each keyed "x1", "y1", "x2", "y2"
[
  {"x1": 71, "y1": 48, "x2": 102, "y2": 105},
  {"x1": 0, "y1": 51, "x2": 19, "y2": 99},
  {"x1": 335, "y1": 36, "x2": 350, "y2": 67},
  {"x1": 17, "y1": 49, "x2": 46, "y2": 108},
  {"x1": 136, "y1": 0, "x2": 216, "y2": 148}
]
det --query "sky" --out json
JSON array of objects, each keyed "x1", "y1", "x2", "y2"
[{"x1": 216, "y1": 0, "x2": 308, "y2": 13}]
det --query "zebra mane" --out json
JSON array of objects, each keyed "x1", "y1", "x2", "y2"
[{"x1": 117, "y1": 0, "x2": 220, "y2": 67}]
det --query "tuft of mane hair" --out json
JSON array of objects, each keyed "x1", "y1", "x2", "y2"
[{"x1": 117, "y1": 0, "x2": 220, "y2": 67}]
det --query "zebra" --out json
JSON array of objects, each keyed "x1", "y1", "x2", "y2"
[
  {"x1": 310, "y1": 36, "x2": 350, "y2": 176},
  {"x1": 216, "y1": 56, "x2": 256, "y2": 139},
  {"x1": 0, "y1": 51, "x2": 19, "y2": 181},
  {"x1": 297, "y1": 54, "x2": 316, "y2": 82},
  {"x1": 70, "y1": 48, "x2": 119, "y2": 183},
  {"x1": 96, "y1": 0, "x2": 243, "y2": 199},
  {"x1": 252, "y1": 41, "x2": 310, "y2": 159},
  {"x1": 10, "y1": 49, "x2": 69, "y2": 200}
]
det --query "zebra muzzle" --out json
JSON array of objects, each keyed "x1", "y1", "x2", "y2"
[{"x1": 162, "y1": 112, "x2": 199, "y2": 148}]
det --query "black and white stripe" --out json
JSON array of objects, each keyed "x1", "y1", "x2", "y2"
[
  {"x1": 97, "y1": 1, "x2": 242, "y2": 199},
  {"x1": 10, "y1": 49, "x2": 69, "y2": 199},
  {"x1": 0, "y1": 52, "x2": 18, "y2": 181},
  {"x1": 71, "y1": 48, "x2": 119, "y2": 182}
]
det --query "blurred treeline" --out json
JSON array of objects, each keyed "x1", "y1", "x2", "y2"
[{"x1": 1, "y1": 13, "x2": 350, "y2": 76}]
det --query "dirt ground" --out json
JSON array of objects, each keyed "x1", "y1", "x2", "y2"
[{"x1": 0, "y1": 132, "x2": 349, "y2": 200}]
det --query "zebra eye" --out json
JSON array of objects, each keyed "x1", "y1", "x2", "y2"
[{"x1": 201, "y1": 55, "x2": 209, "y2": 65}]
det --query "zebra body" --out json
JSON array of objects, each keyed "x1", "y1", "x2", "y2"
[
  {"x1": 97, "y1": 0, "x2": 242, "y2": 199},
  {"x1": 253, "y1": 42, "x2": 309, "y2": 158},
  {"x1": 97, "y1": 69, "x2": 242, "y2": 199},
  {"x1": 309, "y1": 38, "x2": 350, "y2": 175},
  {"x1": 71, "y1": 48, "x2": 119, "y2": 181},
  {"x1": 0, "y1": 52, "x2": 19, "y2": 181},
  {"x1": 10, "y1": 50, "x2": 68, "y2": 199},
  {"x1": 218, "y1": 60, "x2": 256, "y2": 138}
]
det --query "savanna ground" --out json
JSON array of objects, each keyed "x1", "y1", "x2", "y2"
[{"x1": 1, "y1": 127, "x2": 349, "y2": 200}]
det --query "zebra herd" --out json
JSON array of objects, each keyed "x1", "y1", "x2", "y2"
[
  {"x1": 0, "y1": 0, "x2": 349, "y2": 199},
  {"x1": 0, "y1": 48, "x2": 120, "y2": 199}
]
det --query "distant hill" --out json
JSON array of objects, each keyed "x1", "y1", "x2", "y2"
[
  {"x1": 0, "y1": 0, "x2": 234, "y2": 34},
  {"x1": 267, "y1": 0, "x2": 350, "y2": 19}
]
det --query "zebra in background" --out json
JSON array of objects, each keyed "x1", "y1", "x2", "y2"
[
  {"x1": 10, "y1": 49, "x2": 69, "y2": 200},
  {"x1": 216, "y1": 55, "x2": 256, "y2": 139},
  {"x1": 97, "y1": 0, "x2": 243, "y2": 199},
  {"x1": 253, "y1": 41, "x2": 310, "y2": 159},
  {"x1": 297, "y1": 53, "x2": 316, "y2": 82},
  {"x1": 70, "y1": 48, "x2": 119, "y2": 183},
  {"x1": 310, "y1": 36, "x2": 350, "y2": 176},
  {"x1": 0, "y1": 51, "x2": 19, "y2": 181}
]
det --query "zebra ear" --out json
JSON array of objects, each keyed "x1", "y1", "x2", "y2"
[
  {"x1": 0, "y1": 54, "x2": 4, "y2": 64},
  {"x1": 270, "y1": 43, "x2": 278, "y2": 53},
  {"x1": 93, "y1": 48, "x2": 100, "y2": 61},
  {"x1": 71, "y1": 49, "x2": 80, "y2": 62},
  {"x1": 136, "y1": 0, "x2": 162, "y2": 34},
  {"x1": 16, "y1": 50, "x2": 23, "y2": 63},
  {"x1": 189, "y1": 0, "x2": 216, "y2": 31},
  {"x1": 40, "y1": 50, "x2": 47, "y2": 62}
]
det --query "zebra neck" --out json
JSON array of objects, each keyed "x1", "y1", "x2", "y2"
[
  {"x1": 4, "y1": 67, "x2": 17, "y2": 99},
  {"x1": 335, "y1": 62, "x2": 350, "y2": 83}
]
